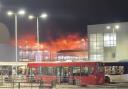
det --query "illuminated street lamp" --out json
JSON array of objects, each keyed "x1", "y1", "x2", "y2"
[
  {"x1": 7, "y1": 9, "x2": 26, "y2": 62},
  {"x1": 106, "y1": 25, "x2": 120, "y2": 59},
  {"x1": 106, "y1": 25, "x2": 120, "y2": 43},
  {"x1": 106, "y1": 25, "x2": 120, "y2": 32},
  {"x1": 28, "y1": 13, "x2": 48, "y2": 61}
]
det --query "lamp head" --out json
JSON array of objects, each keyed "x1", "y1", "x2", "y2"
[
  {"x1": 28, "y1": 15, "x2": 35, "y2": 19},
  {"x1": 18, "y1": 9, "x2": 26, "y2": 15},
  {"x1": 40, "y1": 13, "x2": 48, "y2": 19},
  {"x1": 7, "y1": 11, "x2": 14, "y2": 16}
]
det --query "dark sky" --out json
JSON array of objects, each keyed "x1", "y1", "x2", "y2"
[{"x1": 0, "y1": 0, "x2": 128, "y2": 42}]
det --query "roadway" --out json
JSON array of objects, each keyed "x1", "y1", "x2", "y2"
[
  {"x1": 0, "y1": 82, "x2": 128, "y2": 89},
  {"x1": 56, "y1": 83, "x2": 128, "y2": 89}
]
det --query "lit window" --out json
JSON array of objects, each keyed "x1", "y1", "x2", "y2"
[
  {"x1": 104, "y1": 33, "x2": 116, "y2": 47},
  {"x1": 90, "y1": 55, "x2": 103, "y2": 61},
  {"x1": 89, "y1": 33, "x2": 104, "y2": 61}
]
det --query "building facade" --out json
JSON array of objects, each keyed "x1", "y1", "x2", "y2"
[
  {"x1": 88, "y1": 22, "x2": 128, "y2": 62},
  {"x1": 57, "y1": 49, "x2": 88, "y2": 61}
]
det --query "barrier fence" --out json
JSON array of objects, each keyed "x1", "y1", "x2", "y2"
[
  {"x1": 0, "y1": 76, "x2": 128, "y2": 89},
  {"x1": 0, "y1": 77, "x2": 56, "y2": 89}
]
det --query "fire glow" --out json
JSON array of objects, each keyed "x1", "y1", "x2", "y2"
[{"x1": 12, "y1": 33, "x2": 87, "y2": 53}]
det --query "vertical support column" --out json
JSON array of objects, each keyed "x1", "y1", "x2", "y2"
[{"x1": 15, "y1": 14, "x2": 18, "y2": 62}]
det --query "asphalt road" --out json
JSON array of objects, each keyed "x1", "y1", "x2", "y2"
[
  {"x1": 0, "y1": 82, "x2": 128, "y2": 89},
  {"x1": 56, "y1": 83, "x2": 128, "y2": 89}
]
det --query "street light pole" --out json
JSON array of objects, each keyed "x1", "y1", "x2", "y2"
[
  {"x1": 28, "y1": 13, "x2": 48, "y2": 62},
  {"x1": 36, "y1": 17, "x2": 40, "y2": 62},
  {"x1": 106, "y1": 25, "x2": 120, "y2": 60},
  {"x1": 36, "y1": 17, "x2": 40, "y2": 52},
  {"x1": 7, "y1": 10, "x2": 26, "y2": 62},
  {"x1": 112, "y1": 27, "x2": 116, "y2": 59},
  {"x1": 15, "y1": 14, "x2": 18, "y2": 62},
  {"x1": 113, "y1": 25, "x2": 120, "y2": 60}
]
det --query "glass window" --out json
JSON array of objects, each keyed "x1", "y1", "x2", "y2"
[
  {"x1": 98, "y1": 66, "x2": 104, "y2": 73},
  {"x1": 89, "y1": 67, "x2": 95, "y2": 74},
  {"x1": 97, "y1": 63, "x2": 104, "y2": 73},
  {"x1": 90, "y1": 55, "x2": 97, "y2": 61},
  {"x1": 29, "y1": 67, "x2": 36, "y2": 75},
  {"x1": 37, "y1": 66, "x2": 43, "y2": 75},
  {"x1": 97, "y1": 42, "x2": 103, "y2": 46},
  {"x1": 56, "y1": 67, "x2": 61, "y2": 76},
  {"x1": 81, "y1": 67, "x2": 89, "y2": 75},
  {"x1": 90, "y1": 37, "x2": 96, "y2": 42},
  {"x1": 44, "y1": 67, "x2": 55, "y2": 75},
  {"x1": 90, "y1": 34, "x2": 96, "y2": 42},
  {"x1": 89, "y1": 33, "x2": 104, "y2": 61},
  {"x1": 90, "y1": 42, "x2": 96, "y2": 49},
  {"x1": 90, "y1": 50, "x2": 97, "y2": 54},
  {"x1": 97, "y1": 34, "x2": 103, "y2": 37},
  {"x1": 73, "y1": 67, "x2": 80, "y2": 76},
  {"x1": 68, "y1": 67, "x2": 73, "y2": 76},
  {"x1": 90, "y1": 55, "x2": 103, "y2": 61},
  {"x1": 105, "y1": 66, "x2": 124, "y2": 75},
  {"x1": 97, "y1": 37, "x2": 103, "y2": 42},
  {"x1": 104, "y1": 33, "x2": 116, "y2": 47}
]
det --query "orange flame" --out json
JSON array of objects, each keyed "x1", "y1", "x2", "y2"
[{"x1": 11, "y1": 33, "x2": 88, "y2": 53}]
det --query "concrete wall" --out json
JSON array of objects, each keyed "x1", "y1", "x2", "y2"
[{"x1": 116, "y1": 22, "x2": 128, "y2": 61}]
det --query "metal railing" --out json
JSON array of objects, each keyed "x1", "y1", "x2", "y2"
[
  {"x1": 0, "y1": 77, "x2": 56, "y2": 89},
  {"x1": 1, "y1": 76, "x2": 128, "y2": 89}
]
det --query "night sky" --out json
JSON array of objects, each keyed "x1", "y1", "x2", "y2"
[{"x1": 0, "y1": 0, "x2": 128, "y2": 42}]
